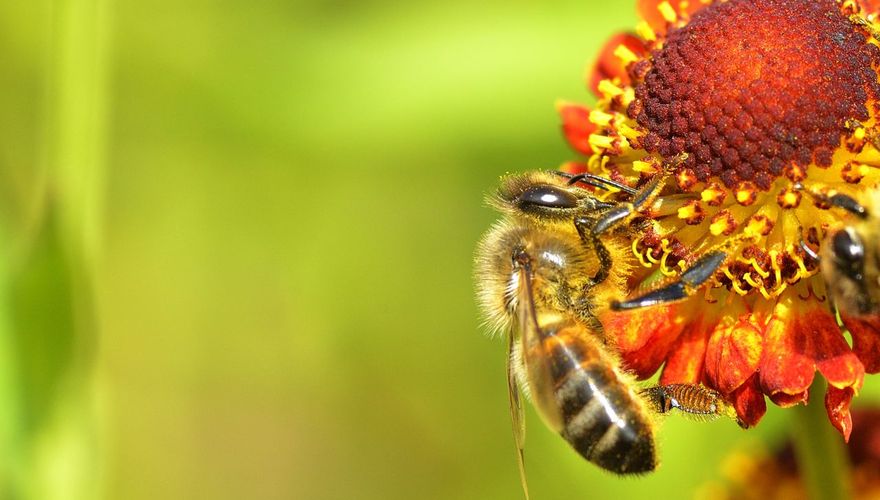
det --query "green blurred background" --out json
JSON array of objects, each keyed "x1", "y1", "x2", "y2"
[{"x1": 1, "y1": 1, "x2": 878, "y2": 499}]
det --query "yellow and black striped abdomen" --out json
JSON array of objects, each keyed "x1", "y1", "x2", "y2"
[{"x1": 526, "y1": 324, "x2": 657, "y2": 474}]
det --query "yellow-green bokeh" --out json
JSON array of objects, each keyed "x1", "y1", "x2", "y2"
[{"x1": 1, "y1": 1, "x2": 879, "y2": 499}]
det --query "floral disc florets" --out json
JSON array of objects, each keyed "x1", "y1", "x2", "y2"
[
  {"x1": 632, "y1": 0, "x2": 880, "y2": 189},
  {"x1": 559, "y1": 0, "x2": 880, "y2": 437}
]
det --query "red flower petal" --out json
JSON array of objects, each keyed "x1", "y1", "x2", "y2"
[
  {"x1": 809, "y1": 310, "x2": 864, "y2": 392},
  {"x1": 760, "y1": 300, "x2": 865, "y2": 404},
  {"x1": 768, "y1": 390, "x2": 808, "y2": 408},
  {"x1": 729, "y1": 373, "x2": 767, "y2": 428},
  {"x1": 588, "y1": 33, "x2": 646, "y2": 97},
  {"x1": 636, "y1": 0, "x2": 708, "y2": 35},
  {"x1": 559, "y1": 161, "x2": 587, "y2": 175},
  {"x1": 557, "y1": 102, "x2": 596, "y2": 155},
  {"x1": 704, "y1": 314, "x2": 763, "y2": 394},
  {"x1": 660, "y1": 315, "x2": 712, "y2": 385},
  {"x1": 842, "y1": 314, "x2": 880, "y2": 374},
  {"x1": 758, "y1": 300, "x2": 816, "y2": 401},
  {"x1": 825, "y1": 386, "x2": 855, "y2": 442},
  {"x1": 858, "y1": 0, "x2": 880, "y2": 15},
  {"x1": 605, "y1": 305, "x2": 684, "y2": 379}
]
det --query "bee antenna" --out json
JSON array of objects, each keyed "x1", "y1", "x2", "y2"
[{"x1": 552, "y1": 171, "x2": 638, "y2": 196}]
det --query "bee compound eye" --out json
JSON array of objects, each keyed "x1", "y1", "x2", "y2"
[
  {"x1": 832, "y1": 228, "x2": 865, "y2": 267},
  {"x1": 518, "y1": 185, "x2": 579, "y2": 209}
]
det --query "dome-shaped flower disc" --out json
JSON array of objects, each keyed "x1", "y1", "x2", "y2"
[{"x1": 559, "y1": 0, "x2": 880, "y2": 438}]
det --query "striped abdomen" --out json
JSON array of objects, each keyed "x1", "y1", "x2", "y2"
[{"x1": 525, "y1": 323, "x2": 656, "y2": 474}]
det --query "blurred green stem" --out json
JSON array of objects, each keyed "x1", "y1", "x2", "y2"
[
  {"x1": 791, "y1": 379, "x2": 851, "y2": 500},
  {"x1": 18, "y1": 0, "x2": 113, "y2": 497}
]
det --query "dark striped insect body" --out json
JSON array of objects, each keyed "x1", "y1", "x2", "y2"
[
  {"x1": 475, "y1": 171, "x2": 739, "y2": 497},
  {"x1": 818, "y1": 188, "x2": 880, "y2": 317},
  {"x1": 522, "y1": 313, "x2": 656, "y2": 474}
]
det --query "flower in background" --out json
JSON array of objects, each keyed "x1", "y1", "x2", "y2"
[
  {"x1": 700, "y1": 408, "x2": 880, "y2": 499},
  {"x1": 559, "y1": 0, "x2": 880, "y2": 437}
]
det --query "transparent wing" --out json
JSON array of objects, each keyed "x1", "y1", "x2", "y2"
[{"x1": 507, "y1": 329, "x2": 530, "y2": 500}]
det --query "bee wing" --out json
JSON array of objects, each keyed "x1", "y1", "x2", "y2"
[
  {"x1": 507, "y1": 329, "x2": 530, "y2": 500},
  {"x1": 516, "y1": 267, "x2": 565, "y2": 432}
]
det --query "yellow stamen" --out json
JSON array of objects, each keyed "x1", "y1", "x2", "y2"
[
  {"x1": 632, "y1": 160, "x2": 657, "y2": 174},
  {"x1": 589, "y1": 110, "x2": 614, "y2": 127},
  {"x1": 658, "y1": 1, "x2": 678, "y2": 24},
  {"x1": 589, "y1": 134, "x2": 615, "y2": 150},
  {"x1": 855, "y1": 127, "x2": 867, "y2": 141},
  {"x1": 743, "y1": 272, "x2": 761, "y2": 290},
  {"x1": 597, "y1": 79, "x2": 624, "y2": 97},
  {"x1": 632, "y1": 239, "x2": 653, "y2": 268},
  {"x1": 790, "y1": 247, "x2": 809, "y2": 278},
  {"x1": 769, "y1": 249, "x2": 783, "y2": 288},
  {"x1": 621, "y1": 87, "x2": 636, "y2": 108},
  {"x1": 646, "y1": 247, "x2": 661, "y2": 264},
  {"x1": 743, "y1": 216, "x2": 772, "y2": 239},
  {"x1": 744, "y1": 257, "x2": 770, "y2": 278},
  {"x1": 678, "y1": 204, "x2": 699, "y2": 220},
  {"x1": 617, "y1": 123, "x2": 641, "y2": 141},
  {"x1": 636, "y1": 21, "x2": 656, "y2": 42},
  {"x1": 614, "y1": 44, "x2": 639, "y2": 66}
]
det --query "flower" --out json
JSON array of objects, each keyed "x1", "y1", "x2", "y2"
[
  {"x1": 699, "y1": 408, "x2": 880, "y2": 499},
  {"x1": 560, "y1": 0, "x2": 880, "y2": 437}
]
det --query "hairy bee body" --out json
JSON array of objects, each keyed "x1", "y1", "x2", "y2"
[
  {"x1": 475, "y1": 172, "x2": 733, "y2": 486},
  {"x1": 821, "y1": 188, "x2": 880, "y2": 317},
  {"x1": 477, "y1": 217, "x2": 656, "y2": 474},
  {"x1": 536, "y1": 321, "x2": 655, "y2": 473}
]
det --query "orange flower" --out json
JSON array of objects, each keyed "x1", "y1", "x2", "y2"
[
  {"x1": 705, "y1": 408, "x2": 880, "y2": 499},
  {"x1": 560, "y1": 0, "x2": 880, "y2": 438}
]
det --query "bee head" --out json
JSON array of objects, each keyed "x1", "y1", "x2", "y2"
[
  {"x1": 490, "y1": 172, "x2": 608, "y2": 223},
  {"x1": 830, "y1": 227, "x2": 865, "y2": 280},
  {"x1": 825, "y1": 225, "x2": 879, "y2": 316}
]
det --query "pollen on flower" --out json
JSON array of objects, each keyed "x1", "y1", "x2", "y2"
[
  {"x1": 631, "y1": 0, "x2": 880, "y2": 189},
  {"x1": 559, "y1": 0, "x2": 880, "y2": 434}
]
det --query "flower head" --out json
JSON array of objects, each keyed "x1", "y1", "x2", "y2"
[
  {"x1": 560, "y1": 0, "x2": 880, "y2": 437},
  {"x1": 703, "y1": 408, "x2": 880, "y2": 499}
]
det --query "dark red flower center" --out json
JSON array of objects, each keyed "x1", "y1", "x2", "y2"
[{"x1": 631, "y1": 0, "x2": 880, "y2": 189}]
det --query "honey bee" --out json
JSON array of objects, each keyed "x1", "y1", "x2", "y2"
[
  {"x1": 475, "y1": 171, "x2": 736, "y2": 495},
  {"x1": 817, "y1": 188, "x2": 880, "y2": 317}
]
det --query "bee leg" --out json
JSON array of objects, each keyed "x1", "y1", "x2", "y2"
[
  {"x1": 610, "y1": 251, "x2": 728, "y2": 310},
  {"x1": 591, "y1": 168, "x2": 672, "y2": 236},
  {"x1": 574, "y1": 216, "x2": 612, "y2": 286},
  {"x1": 797, "y1": 183, "x2": 869, "y2": 218},
  {"x1": 640, "y1": 383, "x2": 746, "y2": 428},
  {"x1": 828, "y1": 192, "x2": 869, "y2": 218},
  {"x1": 800, "y1": 235, "x2": 820, "y2": 262},
  {"x1": 575, "y1": 173, "x2": 675, "y2": 287}
]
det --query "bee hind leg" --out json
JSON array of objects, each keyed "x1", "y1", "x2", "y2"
[
  {"x1": 640, "y1": 383, "x2": 746, "y2": 428},
  {"x1": 610, "y1": 250, "x2": 727, "y2": 310}
]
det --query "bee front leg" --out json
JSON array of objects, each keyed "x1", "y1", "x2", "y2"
[
  {"x1": 610, "y1": 250, "x2": 727, "y2": 310},
  {"x1": 574, "y1": 216, "x2": 612, "y2": 286}
]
